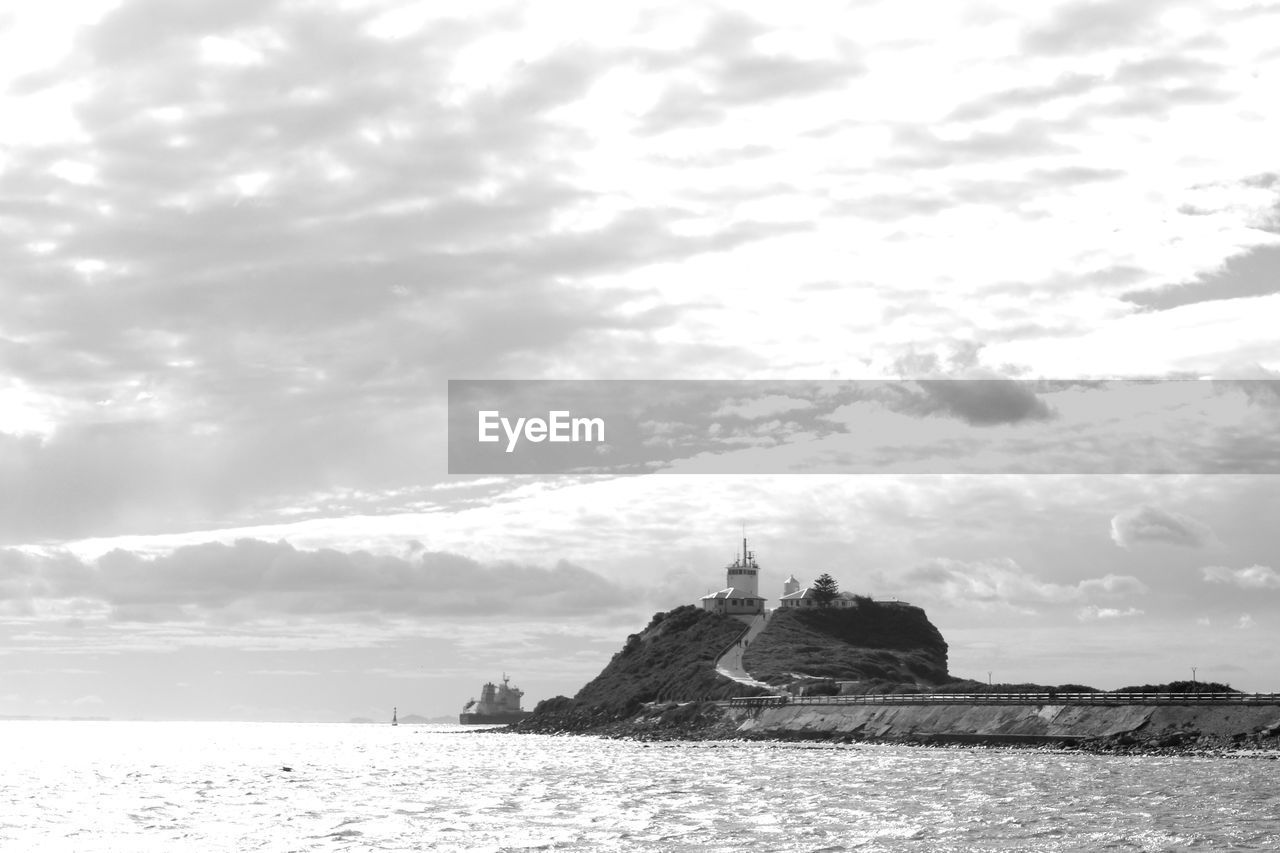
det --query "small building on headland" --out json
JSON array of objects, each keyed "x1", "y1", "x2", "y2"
[
  {"x1": 702, "y1": 542, "x2": 911, "y2": 615},
  {"x1": 700, "y1": 538, "x2": 766, "y2": 620},
  {"x1": 779, "y1": 576, "x2": 912, "y2": 609},
  {"x1": 778, "y1": 575, "x2": 860, "y2": 609}
]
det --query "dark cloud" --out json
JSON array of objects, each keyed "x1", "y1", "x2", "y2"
[
  {"x1": 891, "y1": 380, "x2": 1055, "y2": 426},
  {"x1": 1110, "y1": 505, "x2": 1214, "y2": 548},
  {"x1": 0, "y1": 539, "x2": 634, "y2": 620},
  {"x1": 1122, "y1": 244, "x2": 1280, "y2": 310}
]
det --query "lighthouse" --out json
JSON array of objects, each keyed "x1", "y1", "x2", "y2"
[
  {"x1": 700, "y1": 538, "x2": 767, "y2": 621},
  {"x1": 725, "y1": 537, "x2": 760, "y2": 596}
]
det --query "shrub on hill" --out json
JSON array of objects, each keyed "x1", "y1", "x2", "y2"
[
  {"x1": 935, "y1": 680, "x2": 1100, "y2": 694},
  {"x1": 1115, "y1": 680, "x2": 1238, "y2": 694},
  {"x1": 935, "y1": 679, "x2": 1240, "y2": 696}
]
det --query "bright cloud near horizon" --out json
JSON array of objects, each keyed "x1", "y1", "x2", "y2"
[{"x1": 2, "y1": 0, "x2": 1280, "y2": 721}]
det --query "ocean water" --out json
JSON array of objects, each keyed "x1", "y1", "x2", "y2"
[{"x1": 2, "y1": 721, "x2": 1278, "y2": 852}]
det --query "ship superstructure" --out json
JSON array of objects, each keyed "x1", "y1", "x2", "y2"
[{"x1": 459, "y1": 674, "x2": 531, "y2": 724}]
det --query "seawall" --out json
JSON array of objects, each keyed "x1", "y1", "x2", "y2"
[{"x1": 721, "y1": 701, "x2": 1280, "y2": 748}]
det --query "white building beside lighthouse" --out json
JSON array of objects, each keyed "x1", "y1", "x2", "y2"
[{"x1": 700, "y1": 538, "x2": 766, "y2": 620}]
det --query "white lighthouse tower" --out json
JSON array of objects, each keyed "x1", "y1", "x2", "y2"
[
  {"x1": 700, "y1": 538, "x2": 766, "y2": 620},
  {"x1": 725, "y1": 537, "x2": 760, "y2": 596}
]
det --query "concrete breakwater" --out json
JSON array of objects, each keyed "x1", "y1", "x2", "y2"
[{"x1": 719, "y1": 698, "x2": 1280, "y2": 748}]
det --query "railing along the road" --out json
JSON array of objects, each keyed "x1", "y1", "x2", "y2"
[{"x1": 722, "y1": 692, "x2": 1280, "y2": 708}]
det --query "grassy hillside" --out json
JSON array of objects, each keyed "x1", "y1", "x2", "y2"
[
  {"x1": 743, "y1": 601, "x2": 950, "y2": 687},
  {"x1": 517, "y1": 605, "x2": 767, "y2": 730}
]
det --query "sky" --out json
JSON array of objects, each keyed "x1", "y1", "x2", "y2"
[{"x1": 2, "y1": 0, "x2": 1279, "y2": 722}]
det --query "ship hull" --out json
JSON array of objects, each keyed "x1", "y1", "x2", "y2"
[{"x1": 458, "y1": 711, "x2": 531, "y2": 725}]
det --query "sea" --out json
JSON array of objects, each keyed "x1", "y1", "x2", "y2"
[{"x1": 2, "y1": 721, "x2": 1278, "y2": 852}]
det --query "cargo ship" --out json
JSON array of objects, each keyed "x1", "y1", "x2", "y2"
[{"x1": 459, "y1": 674, "x2": 531, "y2": 725}]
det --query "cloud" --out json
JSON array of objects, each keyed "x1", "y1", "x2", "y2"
[
  {"x1": 0, "y1": 540, "x2": 637, "y2": 621},
  {"x1": 3, "y1": 0, "x2": 1280, "y2": 554},
  {"x1": 947, "y1": 72, "x2": 1103, "y2": 122},
  {"x1": 1022, "y1": 0, "x2": 1165, "y2": 57},
  {"x1": 618, "y1": 379, "x2": 1280, "y2": 476},
  {"x1": 1202, "y1": 565, "x2": 1280, "y2": 590},
  {"x1": 1123, "y1": 244, "x2": 1280, "y2": 311},
  {"x1": 889, "y1": 380, "x2": 1055, "y2": 426},
  {"x1": 712, "y1": 394, "x2": 813, "y2": 420},
  {"x1": 1110, "y1": 506, "x2": 1214, "y2": 548},
  {"x1": 945, "y1": 52, "x2": 1233, "y2": 143},
  {"x1": 2, "y1": 2, "x2": 815, "y2": 542},
  {"x1": 897, "y1": 557, "x2": 1145, "y2": 612},
  {"x1": 1077, "y1": 574, "x2": 1149, "y2": 597},
  {"x1": 637, "y1": 11, "x2": 861, "y2": 134},
  {"x1": 883, "y1": 120, "x2": 1072, "y2": 171},
  {"x1": 1077, "y1": 605, "x2": 1144, "y2": 620}
]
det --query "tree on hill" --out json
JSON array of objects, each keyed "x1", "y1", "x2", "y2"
[{"x1": 811, "y1": 573, "x2": 839, "y2": 607}]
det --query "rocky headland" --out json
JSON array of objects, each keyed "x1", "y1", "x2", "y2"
[
  {"x1": 510, "y1": 602, "x2": 1280, "y2": 755},
  {"x1": 742, "y1": 600, "x2": 950, "y2": 689}
]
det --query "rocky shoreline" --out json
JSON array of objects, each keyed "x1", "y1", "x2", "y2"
[{"x1": 507, "y1": 699, "x2": 1280, "y2": 758}]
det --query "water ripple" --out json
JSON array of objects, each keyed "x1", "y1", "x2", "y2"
[{"x1": 1, "y1": 721, "x2": 1278, "y2": 852}]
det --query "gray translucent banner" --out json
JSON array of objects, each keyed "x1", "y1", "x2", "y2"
[{"x1": 447, "y1": 379, "x2": 1280, "y2": 475}]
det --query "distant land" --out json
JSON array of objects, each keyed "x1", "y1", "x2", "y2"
[
  {"x1": 0, "y1": 715, "x2": 112, "y2": 722},
  {"x1": 348, "y1": 714, "x2": 456, "y2": 725}
]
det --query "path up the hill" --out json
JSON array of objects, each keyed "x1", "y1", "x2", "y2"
[{"x1": 714, "y1": 612, "x2": 783, "y2": 693}]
